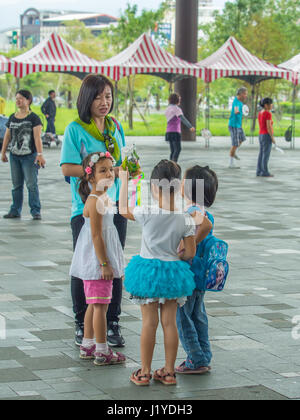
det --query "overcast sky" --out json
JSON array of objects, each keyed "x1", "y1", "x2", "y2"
[{"x1": 0, "y1": 0, "x2": 227, "y2": 31}]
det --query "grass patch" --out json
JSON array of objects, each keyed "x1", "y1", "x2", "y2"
[{"x1": 4, "y1": 101, "x2": 299, "y2": 137}]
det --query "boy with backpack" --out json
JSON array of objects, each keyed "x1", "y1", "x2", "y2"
[{"x1": 176, "y1": 165, "x2": 229, "y2": 374}]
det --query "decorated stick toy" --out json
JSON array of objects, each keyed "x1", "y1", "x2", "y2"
[
  {"x1": 122, "y1": 145, "x2": 144, "y2": 206},
  {"x1": 122, "y1": 144, "x2": 141, "y2": 178}
]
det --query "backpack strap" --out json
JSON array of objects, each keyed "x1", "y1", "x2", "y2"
[
  {"x1": 111, "y1": 116, "x2": 120, "y2": 132},
  {"x1": 111, "y1": 116, "x2": 126, "y2": 148}
]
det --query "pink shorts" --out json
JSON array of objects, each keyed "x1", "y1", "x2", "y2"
[{"x1": 83, "y1": 279, "x2": 113, "y2": 305}]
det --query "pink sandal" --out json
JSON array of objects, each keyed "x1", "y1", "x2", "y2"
[
  {"x1": 130, "y1": 369, "x2": 152, "y2": 386},
  {"x1": 94, "y1": 348, "x2": 126, "y2": 366},
  {"x1": 154, "y1": 368, "x2": 177, "y2": 386}
]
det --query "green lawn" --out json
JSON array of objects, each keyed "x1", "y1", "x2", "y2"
[{"x1": 4, "y1": 101, "x2": 299, "y2": 137}]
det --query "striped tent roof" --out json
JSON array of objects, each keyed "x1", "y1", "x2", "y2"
[
  {"x1": 279, "y1": 54, "x2": 300, "y2": 85},
  {"x1": 10, "y1": 32, "x2": 104, "y2": 78},
  {"x1": 99, "y1": 33, "x2": 205, "y2": 82},
  {"x1": 0, "y1": 55, "x2": 13, "y2": 73},
  {"x1": 198, "y1": 37, "x2": 294, "y2": 84}
]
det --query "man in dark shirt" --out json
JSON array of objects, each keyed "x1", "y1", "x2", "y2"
[{"x1": 41, "y1": 90, "x2": 57, "y2": 135}]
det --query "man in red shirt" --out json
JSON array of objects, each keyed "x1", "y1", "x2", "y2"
[{"x1": 257, "y1": 98, "x2": 276, "y2": 177}]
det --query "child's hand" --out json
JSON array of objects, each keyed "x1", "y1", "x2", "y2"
[
  {"x1": 1, "y1": 153, "x2": 8, "y2": 163},
  {"x1": 131, "y1": 167, "x2": 143, "y2": 178},
  {"x1": 102, "y1": 265, "x2": 114, "y2": 281},
  {"x1": 119, "y1": 166, "x2": 129, "y2": 180}
]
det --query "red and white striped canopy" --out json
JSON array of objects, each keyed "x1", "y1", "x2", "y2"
[
  {"x1": 279, "y1": 54, "x2": 300, "y2": 85},
  {"x1": 10, "y1": 33, "x2": 104, "y2": 78},
  {"x1": 198, "y1": 37, "x2": 294, "y2": 84},
  {"x1": 99, "y1": 33, "x2": 205, "y2": 81},
  {"x1": 0, "y1": 55, "x2": 13, "y2": 74}
]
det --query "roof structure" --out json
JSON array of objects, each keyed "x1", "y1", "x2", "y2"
[
  {"x1": 99, "y1": 33, "x2": 205, "y2": 82},
  {"x1": 10, "y1": 32, "x2": 104, "y2": 79},
  {"x1": 43, "y1": 13, "x2": 118, "y2": 23},
  {"x1": 198, "y1": 37, "x2": 294, "y2": 85},
  {"x1": 279, "y1": 54, "x2": 300, "y2": 85},
  {"x1": 0, "y1": 55, "x2": 13, "y2": 74}
]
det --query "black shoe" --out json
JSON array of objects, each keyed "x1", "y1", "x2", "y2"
[
  {"x1": 75, "y1": 323, "x2": 84, "y2": 347},
  {"x1": 32, "y1": 214, "x2": 42, "y2": 220},
  {"x1": 107, "y1": 322, "x2": 125, "y2": 347},
  {"x1": 3, "y1": 213, "x2": 20, "y2": 219}
]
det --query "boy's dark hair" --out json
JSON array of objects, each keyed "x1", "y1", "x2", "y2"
[
  {"x1": 78, "y1": 152, "x2": 111, "y2": 203},
  {"x1": 184, "y1": 165, "x2": 218, "y2": 208},
  {"x1": 77, "y1": 74, "x2": 114, "y2": 123},
  {"x1": 168, "y1": 93, "x2": 180, "y2": 105},
  {"x1": 16, "y1": 90, "x2": 33, "y2": 107},
  {"x1": 48, "y1": 90, "x2": 55, "y2": 95},
  {"x1": 151, "y1": 159, "x2": 182, "y2": 195}
]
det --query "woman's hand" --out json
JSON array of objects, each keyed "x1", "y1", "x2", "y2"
[
  {"x1": 190, "y1": 127, "x2": 196, "y2": 133},
  {"x1": 35, "y1": 154, "x2": 46, "y2": 168},
  {"x1": 102, "y1": 264, "x2": 114, "y2": 281},
  {"x1": 1, "y1": 153, "x2": 8, "y2": 163}
]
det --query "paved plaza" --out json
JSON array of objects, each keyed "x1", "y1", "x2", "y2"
[{"x1": 0, "y1": 136, "x2": 299, "y2": 400}]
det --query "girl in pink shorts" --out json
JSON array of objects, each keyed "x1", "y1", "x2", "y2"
[{"x1": 70, "y1": 152, "x2": 126, "y2": 366}]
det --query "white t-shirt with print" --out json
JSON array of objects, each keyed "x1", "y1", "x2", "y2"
[{"x1": 133, "y1": 206, "x2": 195, "y2": 262}]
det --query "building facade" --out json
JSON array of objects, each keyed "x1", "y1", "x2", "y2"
[{"x1": 19, "y1": 8, "x2": 118, "y2": 49}]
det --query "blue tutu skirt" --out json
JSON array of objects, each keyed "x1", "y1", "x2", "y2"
[{"x1": 125, "y1": 255, "x2": 196, "y2": 300}]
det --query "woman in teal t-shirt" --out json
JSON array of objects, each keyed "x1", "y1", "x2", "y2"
[{"x1": 60, "y1": 74, "x2": 127, "y2": 348}]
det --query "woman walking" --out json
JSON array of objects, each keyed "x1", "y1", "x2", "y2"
[
  {"x1": 1, "y1": 90, "x2": 45, "y2": 220},
  {"x1": 165, "y1": 93, "x2": 195, "y2": 163},
  {"x1": 257, "y1": 98, "x2": 276, "y2": 178}
]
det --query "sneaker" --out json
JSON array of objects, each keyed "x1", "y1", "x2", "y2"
[
  {"x1": 75, "y1": 323, "x2": 84, "y2": 347},
  {"x1": 228, "y1": 165, "x2": 240, "y2": 169},
  {"x1": 107, "y1": 322, "x2": 125, "y2": 347},
  {"x1": 233, "y1": 154, "x2": 240, "y2": 160},
  {"x1": 32, "y1": 214, "x2": 42, "y2": 220},
  {"x1": 3, "y1": 213, "x2": 20, "y2": 219},
  {"x1": 80, "y1": 344, "x2": 96, "y2": 360},
  {"x1": 94, "y1": 348, "x2": 126, "y2": 366}
]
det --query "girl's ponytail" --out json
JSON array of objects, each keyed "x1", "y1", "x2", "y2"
[
  {"x1": 259, "y1": 97, "x2": 273, "y2": 109},
  {"x1": 78, "y1": 177, "x2": 91, "y2": 204}
]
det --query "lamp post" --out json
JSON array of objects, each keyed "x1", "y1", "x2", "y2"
[{"x1": 175, "y1": 0, "x2": 198, "y2": 141}]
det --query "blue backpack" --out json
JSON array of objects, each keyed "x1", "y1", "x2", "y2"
[{"x1": 189, "y1": 210, "x2": 229, "y2": 292}]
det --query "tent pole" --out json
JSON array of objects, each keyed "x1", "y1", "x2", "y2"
[
  {"x1": 115, "y1": 81, "x2": 119, "y2": 120},
  {"x1": 291, "y1": 84, "x2": 296, "y2": 150},
  {"x1": 205, "y1": 83, "x2": 210, "y2": 131}
]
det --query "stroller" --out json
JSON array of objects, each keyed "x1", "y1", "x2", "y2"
[
  {"x1": 39, "y1": 112, "x2": 60, "y2": 148},
  {"x1": 42, "y1": 132, "x2": 60, "y2": 148},
  {"x1": 0, "y1": 115, "x2": 8, "y2": 151}
]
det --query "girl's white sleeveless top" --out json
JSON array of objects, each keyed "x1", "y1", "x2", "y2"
[{"x1": 69, "y1": 202, "x2": 125, "y2": 280}]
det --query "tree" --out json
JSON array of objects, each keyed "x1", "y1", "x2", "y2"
[
  {"x1": 239, "y1": 14, "x2": 290, "y2": 64},
  {"x1": 201, "y1": 0, "x2": 267, "y2": 49},
  {"x1": 101, "y1": 2, "x2": 167, "y2": 129}
]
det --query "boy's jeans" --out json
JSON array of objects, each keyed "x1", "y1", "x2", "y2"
[{"x1": 177, "y1": 290, "x2": 212, "y2": 368}]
